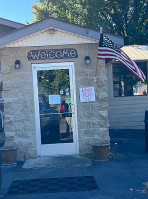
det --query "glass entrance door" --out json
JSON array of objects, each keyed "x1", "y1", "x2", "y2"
[{"x1": 32, "y1": 63, "x2": 78, "y2": 156}]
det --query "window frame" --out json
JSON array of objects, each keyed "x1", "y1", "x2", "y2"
[{"x1": 112, "y1": 61, "x2": 148, "y2": 98}]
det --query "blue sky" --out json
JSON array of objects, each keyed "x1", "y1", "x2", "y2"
[{"x1": 0, "y1": 0, "x2": 39, "y2": 24}]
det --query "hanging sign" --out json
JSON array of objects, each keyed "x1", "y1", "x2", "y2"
[
  {"x1": 80, "y1": 87, "x2": 95, "y2": 102},
  {"x1": 27, "y1": 48, "x2": 78, "y2": 60}
]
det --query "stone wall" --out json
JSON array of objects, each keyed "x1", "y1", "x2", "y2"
[
  {"x1": 75, "y1": 45, "x2": 110, "y2": 154},
  {"x1": 1, "y1": 47, "x2": 37, "y2": 160},
  {"x1": 1, "y1": 43, "x2": 109, "y2": 160}
]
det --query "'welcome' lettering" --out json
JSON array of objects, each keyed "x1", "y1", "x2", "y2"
[{"x1": 27, "y1": 48, "x2": 78, "y2": 60}]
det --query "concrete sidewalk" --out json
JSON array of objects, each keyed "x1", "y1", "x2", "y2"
[{"x1": 1, "y1": 138, "x2": 148, "y2": 199}]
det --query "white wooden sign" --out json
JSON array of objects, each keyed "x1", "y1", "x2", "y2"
[{"x1": 80, "y1": 87, "x2": 95, "y2": 102}]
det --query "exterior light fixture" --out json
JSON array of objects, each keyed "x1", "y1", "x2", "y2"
[
  {"x1": 15, "y1": 60, "x2": 20, "y2": 69},
  {"x1": 85, "y1": 56, "x2": 91, "y2": 64}
]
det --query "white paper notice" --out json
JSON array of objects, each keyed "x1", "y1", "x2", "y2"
[
  {"x1": 49, "y1": 95, "x2": 61, "y2": 104},
  {"x1": 80, "y1": 87, "x2": 95, "y2": 102}
]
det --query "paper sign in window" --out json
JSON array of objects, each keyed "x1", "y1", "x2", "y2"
[
  {"x1": 65, "y1": 98, "x2": 71, "y2": 104},
  {"x1": 49, "y1": 95, "x2": 61, "y2": 104}
]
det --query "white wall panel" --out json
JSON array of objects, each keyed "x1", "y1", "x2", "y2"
[
  {"x1": 107, "y1": 65, "x2": 148, "y2": 130},
  {"x1": 7, "y1": 29, "x2": 97, "y2": 47}
]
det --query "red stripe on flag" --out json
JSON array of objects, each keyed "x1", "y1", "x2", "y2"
[{"x1": 98, "y1": 47, "x2": 146, "y2": 83}]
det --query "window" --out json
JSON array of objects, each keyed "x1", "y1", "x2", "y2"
[{"x1": 113, "y1": 62, "x2": 147, "y2": 97}]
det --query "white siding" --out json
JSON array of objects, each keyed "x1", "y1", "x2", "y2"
[
  {"x1": 106, "y1": 63, "x2": 148, "y2": 130},
  {"x1": 7, "y1": 29, "x2": 97, "y2": 47}
]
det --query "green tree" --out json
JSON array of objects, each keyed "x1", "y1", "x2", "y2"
[
  {"x1": 32, "y1": 0, "x2": 87, "y2": 25},
  {"x1": 89, "y1": 0, "x2": 148, "y2": 45},
  {"x1": 32, "y1": 0, "x2": 148, "y2": 45}
]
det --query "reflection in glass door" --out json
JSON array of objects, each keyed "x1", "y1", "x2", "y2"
[
  {"x1": 33, "y1": 63, "x2": 78, "y2": 156},
  {"x1": 38, "y1": 69, "x2": 73, "y2": 144}
]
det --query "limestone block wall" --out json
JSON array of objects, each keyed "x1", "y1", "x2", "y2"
[
  {"x1": 1, "y1": 43, "x2": 109, "y2": 160},
  {"x1": 1, "y1": 47, "x2": 37, "y2": 160},
  {"x1": 75, "y1": 45, "x2": 109, "y2": 154}
]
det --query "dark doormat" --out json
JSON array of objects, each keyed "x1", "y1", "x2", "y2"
[{"x1": 8, "y1": 176, "x2": 99, "y2": 195}]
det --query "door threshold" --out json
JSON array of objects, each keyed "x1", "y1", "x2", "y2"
[{"x1": 22, "y1": 155, "x2": 92, "y2": 169}]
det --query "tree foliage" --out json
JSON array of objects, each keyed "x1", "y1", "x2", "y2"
[
  {"x1": 37, "y1": 69, "x2": 70, "y2": 95},
  {"x1": 32, "y1": 0, "x2": 148, "y2": 45},
  {"x1": 32, "y1": 0, "x2": 86, "y2": 24}
]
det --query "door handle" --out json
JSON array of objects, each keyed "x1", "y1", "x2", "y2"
[{"x1": 40, "y1": 112, "x2": 73, "y2": 116}]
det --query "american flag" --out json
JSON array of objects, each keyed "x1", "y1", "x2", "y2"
[{"x1": 98, "y1": 33, "x2": 146, "y2": 83}]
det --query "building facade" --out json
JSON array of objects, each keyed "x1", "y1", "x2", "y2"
[{"x1": 0, "y1": 18, "x2": 123, "y2": 160}]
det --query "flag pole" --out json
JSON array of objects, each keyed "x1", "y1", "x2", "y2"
[
  {"x1": 100, "y1": 27, "x2": 103, "y2": 34},
  {"x1": 96, "y1": 27, "x2": 103, "y2": 78}
]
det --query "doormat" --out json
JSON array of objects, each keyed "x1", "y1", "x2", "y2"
[{"x1": 8, "y1": 176, "x2": 99, "y2": 195}]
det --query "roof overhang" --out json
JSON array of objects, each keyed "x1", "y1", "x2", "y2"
[
  {"x1": 0, "y1": 17, "x2": 124, "y2": 48},
  {"x1": 0, "y1": 18, "x2": 25, "y2": 29},
  {"x1": 122, "y1": 45, "x2": 148, "y2": 61}
]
